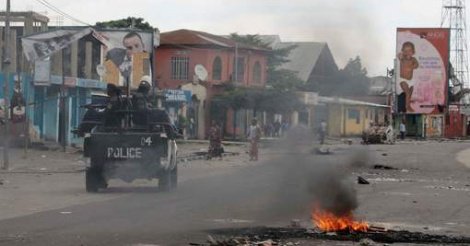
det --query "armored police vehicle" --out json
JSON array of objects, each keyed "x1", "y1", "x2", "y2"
[{"x1": 75, "y1": 82, "x2": 178, "y2": 192}]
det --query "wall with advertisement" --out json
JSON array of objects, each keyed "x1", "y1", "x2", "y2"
[{"x1": 396, "y1": 28, "x2": 450, "y2": 114}]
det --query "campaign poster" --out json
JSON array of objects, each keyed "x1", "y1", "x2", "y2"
[
  {"x1": 94, "y1": 30, "x2": 153, "y2": 89},
  {"x1": 396, "y1": 28, "x2": 450, "y2": 114},
  {"x1": 22, "y1": 27, "x2": 94, "y2": 61}
]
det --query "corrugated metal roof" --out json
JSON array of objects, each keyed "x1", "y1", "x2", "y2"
[
  {"x1": 160, "y1": 29, "x2": 269, "y2": 51},
  {"x1": 258, "y1": 35, "x2": 282, "y2": 48},
  {"x1": 277, "y1": 42, "x2": 327, "y2": 81},
  {"x1": 319, "y1": 96, "x2": 390, "y2": 108}
]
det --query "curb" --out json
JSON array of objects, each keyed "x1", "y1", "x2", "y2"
[
  {"x1": 177, "y1": 139, "x2": 247, "y2": 146},
  {"x1": 177, "y1": 152, "x2": 240, "y2": 163},
  {"x1": 0, "y1": 169, "x2": 85, "y2": 174},
  {"x1": 0, "y1": 152, "x2": 242, "y2": 174}
]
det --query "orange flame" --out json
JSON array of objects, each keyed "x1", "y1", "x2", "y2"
[{"x1": 311, "y1": 208, "x2": 369, "y2": 232}]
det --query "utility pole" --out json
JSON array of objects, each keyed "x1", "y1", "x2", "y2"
[
  {"x1": 441, "y1": 0, "x2": 469, "y2": 92},
  {"x1": 2, "y1": 0, "x2": 11, "y2": 170},
  {"x1": 60, "y1": 48, "x2": 66, "y2": 152}
]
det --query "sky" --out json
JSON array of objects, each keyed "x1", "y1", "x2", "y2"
[{"x1": 2, "y1": 0, "x2": 456, "y2": 76}]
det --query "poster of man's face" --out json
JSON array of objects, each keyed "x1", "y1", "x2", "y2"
[{"x1": 97, "y1": 30, "x2": 153, "y2": 89}]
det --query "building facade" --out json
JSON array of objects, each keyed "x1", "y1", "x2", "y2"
[
  {"x1": 154, "y1": 29, "x2": 269, "y2": 138},
  {"x1": 0, "y1": 13, "x2": 107, "y2": 146}
]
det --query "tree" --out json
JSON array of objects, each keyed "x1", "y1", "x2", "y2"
[
  {"x1": 309, "y1": 56, "x2": 370, "y2": 96},
  {"x1": 229, "y1": 33, "x2": 303, "y2": 91},
  {"x1": 96, "y1": 17, "x2": 154, "y2": 31}
]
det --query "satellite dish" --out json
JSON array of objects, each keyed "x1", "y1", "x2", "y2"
[{"x1": 194, "y1": 64, "x2": 208, "y2": 81}]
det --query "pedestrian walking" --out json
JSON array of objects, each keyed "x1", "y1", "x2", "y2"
[
  {"x1": 273, "y1": 120, "x2": 281, "y2": 137},
  {"x1": 399, "y1": 120, "x2": 406, "y2": 140},
  {"x1": 319, "y1": 120, "x2": 327, "y2": 145},
  {"x1": 248, "y1": 118, "x2": 262, "y2": 161},
  {"x1": 385, "y1": 122, "x2": 395, "y2": 144},
  {"x1": 189, "y1": 117, "x2": 195, "y2": 139},
  {"x1": 208, "y1": 121, "x2": 223, "y2": 160}
]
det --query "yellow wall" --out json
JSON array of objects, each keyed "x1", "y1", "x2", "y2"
[
  {"x1": 327, "y1": 104, "x2": 343, "y2": 137},
  {"x1": 320, "y1": 102, "x2": 388, "y2": 137},
  {"x1": 342, "y1": 105, "x2": 387, "y2": 136},
  {"x1": 344, "y1": 106, "x2": 364, "y2": 135}
]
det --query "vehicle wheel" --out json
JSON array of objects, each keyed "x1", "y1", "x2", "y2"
[
  {"x1": 86, "y1": 168, "x2": 100, "y2": 193},
  {"x1": 98, "y1": 176, "x2": 108, "y2": 189},
  {"x1": 159, "y1": 170, "x2": 171, "y2": 191},
  {"x1": 170, "y1": 165, "x2": 178, "y2": 189}
]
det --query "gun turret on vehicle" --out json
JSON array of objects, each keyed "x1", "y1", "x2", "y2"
[{"x1": 74, "y1": 80, "x2": 179, "y2": 192}]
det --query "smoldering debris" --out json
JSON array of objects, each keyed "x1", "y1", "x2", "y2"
[
  {"x1": 265, "y1": 126, "x2": 365, "y2": 217},
  {"x1": 206, "y1": 226, "x2": 470, "y2": 245},
  {"x1": 373, "y1": 164, "x2": 397, "y2": 170},
  {"x1": 357, "y1": 176, "x2": 370, "y2": 185}
]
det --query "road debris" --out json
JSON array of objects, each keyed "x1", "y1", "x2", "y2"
[
  {"x1": 290, "y1": 219, "x2": 301, "y2": 228},
  {"x1": 373, "y1": 164, "x2": 397, "y2": 170},
  {"x1": 359, "y1": 238, "x2": 378, "y2": 246},
  {"x1": 358, "y1": 176, "x2": 370, "y2": 185}
]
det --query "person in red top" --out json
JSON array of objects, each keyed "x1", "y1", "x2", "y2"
[
  {"x1": 248, "y1": 118, "x2": 262, "y2": 161},
  {"x1": 208, "y1": 121, "x2": 223, "y2": 160}
]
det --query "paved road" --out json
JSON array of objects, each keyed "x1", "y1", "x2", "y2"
[{"x1": 1, "y1": 136, "x2": 470, "y2": 245}]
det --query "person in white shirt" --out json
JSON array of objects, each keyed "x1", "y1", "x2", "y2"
[
  {"x1": 319, "y1": 120, "x2": 327, "y2": 144},
  {"x1": 248, "y1": 119, "x2": 261, "y2": 161},
  {"x1": 399, "y1": 120, "x2": 406, "y2": 140},
  {"x1": 386, "y1": 123, "x2": 395, "y2": 144}
]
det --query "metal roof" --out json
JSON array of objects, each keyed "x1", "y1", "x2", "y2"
[
  {"x1": 319, "y1": 96, "x2": 390, "y2": 108},
  {"x1": 277, "y1": 42, "x2": 328, "y2": 81},
  {"x1": 160, "y1": 29, "x2": 269, "y2": 51}
]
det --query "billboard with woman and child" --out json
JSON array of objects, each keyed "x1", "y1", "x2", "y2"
[{"x1": 396, "y1": 28, "x2": 450, "y2": 114}]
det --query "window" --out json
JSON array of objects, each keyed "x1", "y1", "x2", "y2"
[
  {"x1": 253, "y1": 61, "x2": 261, "y2": 84},
  {"x1": 232, "y1": 57, "x2": 245, "y2": 82},
  {"x1": 348, "y1": 109, "x2": 360, "y2": 124},
  {"x1": 171, "y1": 57, "x2": 189, "y2": 80},
  {"x1": 212, "y1": 56, "x2": 222, "y2": 80}
]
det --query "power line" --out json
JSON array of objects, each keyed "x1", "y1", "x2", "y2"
[
  {"x1": 33, "y1": 0, "x2": 92, "y2": 26},
  {"x1": 38, "y1": 0, "x2": 91, "y2": 26}
]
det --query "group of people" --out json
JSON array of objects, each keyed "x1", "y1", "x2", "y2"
[
  {"x1": 261, "y1": 120, "x2": 289, "y2": 138},
  {"x1": 102, "y1": 78, "x2": 176, "y2": 138}
]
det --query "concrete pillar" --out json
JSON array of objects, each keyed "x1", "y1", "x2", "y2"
[
  {"x1": 178, "y1": 103, "x2": 187, "y2": 139},
  {"x1": 0, "y1": 27, "x2": 3, "y2": 71},
  {"x1": 308, "y1": 107, "x2": 314, "y2": 129},
  {"x1": 40, "y1": 22, "x2": 48, "y2": 32},
  {"x1": 84, "y1": 41, "x2": 92, "y2": 79},
  {"x1": 291, "y1": 111, "x2": 299, "y2": 126},
  {"x1": 70, "y1": 42, "x2": 78, "y2": 77},
  {"x1": 10, "y1": 29, "x2": 17, "y2": 73},
  {"x1": 24, "y1": 16, "x2": 34, "y2": 35},
  {"x1": 198, "y1": 100, "x2": 205, "y2": 139},
  {"x1": 51, "y1": 51, "x2": 63, "y2": 76}
]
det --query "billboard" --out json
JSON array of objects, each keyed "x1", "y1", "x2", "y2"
[
  {"x1": 396, "y1": 28, "x2": 450, "y2": 114},
  {"x1": 22, "y1": 27, "x2": 94, "y2": 61},
  {"x1": 94, "y1": 30, "x2": 153, "y2": 89}
]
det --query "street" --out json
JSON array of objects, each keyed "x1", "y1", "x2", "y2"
[{"x1": 1, "y1": 134, "x2": 470, "y2": 246}]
